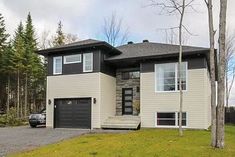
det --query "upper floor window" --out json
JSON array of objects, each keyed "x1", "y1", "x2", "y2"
[
  {"x1": 122, "y1": 71, "x2": 140, "y2": 80},
  {"x1": 155, "y1": 62, "x2": 187, "y2": 92},
  {"x1": 64, "y1": 54, "x2": 81, "y2": 64},
  {"x1": 53, "y1": 56, "x2": 62, "y2": 75},
  {"x1": 83, "y1": 53, "x2": 93, "y2": 72}
]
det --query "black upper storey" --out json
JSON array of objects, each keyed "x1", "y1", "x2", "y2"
[{"x1": 38, "y1": 39, "x2": 211, "y2": 77}]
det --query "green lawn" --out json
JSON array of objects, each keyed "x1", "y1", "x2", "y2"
[{"x1": 9, "y1": 125, "x2": 235, "y2": 157}]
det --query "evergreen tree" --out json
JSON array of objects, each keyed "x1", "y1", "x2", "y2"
[
  {"x1": 53, "y1": 21, "x2": 65, "y2": 46},
  {"x1": 0, "y1": 13, "x2": 9, "y2": 54},
  {"x1": 0, "y1": 13, "x2": 9, "y2": 112},
  {"x1": 13, "y1": 21, "x2": 25, "y2": 118},
  {"x1": 1, "y1": 43, "x2": 14, "y2": 113},
  {"x1": 24, "y1": 12, "x2": 45, "y2": 114}
]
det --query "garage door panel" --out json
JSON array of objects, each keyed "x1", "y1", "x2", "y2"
[{"x1": 54, "y1": 98, "x2": 91, "y2": 129}]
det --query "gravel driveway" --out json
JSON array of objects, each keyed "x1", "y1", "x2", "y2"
[{"x1": 0, "y1": 126, "x2": 90, "y2": 157}]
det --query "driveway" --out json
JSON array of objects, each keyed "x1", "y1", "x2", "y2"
[{"x1": 0, "y1": 126, "x2": 90, "y2": 157}]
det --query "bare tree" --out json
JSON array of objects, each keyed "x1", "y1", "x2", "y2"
[
  {"x1": 102, "y1": 12, "x2": 129, "y2": 46},
  {"x1": 225, "y1": 32, "x2": 235, "y2": 107},
  {"x1": 204, "y1": 0, "x2": 217, "y2": 147},
  {"x1": 39, "y1": 30, "x2": 79, "y2": 50},
  {"x1": 38, "y1": 30, "x2": 53, "y2": 49},
  {"x1": 64, "y1": 33, "x2": 79, "y2": 44},
  {"x1": 217, "y1": 0, "x2": 228, "y2": 149},
  {"x1": 159, "y1": 27, "x2": 189, "y2": 45},
  {"x1": 150, "y1": 0, "x2": 196, "y2": 136}
]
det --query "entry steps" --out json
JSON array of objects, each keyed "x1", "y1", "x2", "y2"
[{"x1": 101, "y1": 116, "x2": 140, "y2": 129}]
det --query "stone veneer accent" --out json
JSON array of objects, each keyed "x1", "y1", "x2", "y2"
[{"x1": 116, "y1": 70, "x2": 140, "y2": 116}]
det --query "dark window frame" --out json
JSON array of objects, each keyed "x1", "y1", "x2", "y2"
[{"x1": 121, "y1": 71, "x2": 140, "y2": 80}]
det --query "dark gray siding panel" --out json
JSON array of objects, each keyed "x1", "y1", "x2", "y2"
[
  {"x1": 140, "y1": 57, "x2": 207, "y2": 73},
  {"x1": 47, "y1": 50, "x2": 101, "y2": 76},
  {"x1": 100, "y1": 50, "x2": 116, "y2": 76}
]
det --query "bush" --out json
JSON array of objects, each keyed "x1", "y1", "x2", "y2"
[
  {"x1": 0, "y1": 108, "x2": 25, "y2": 127},
  {"x1": 0, "y1": 115, "x2": 7, "y2": 127}
]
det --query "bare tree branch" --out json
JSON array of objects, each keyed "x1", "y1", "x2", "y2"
[{"x1": 102, "y1": 12, "x2": 129, "y2": 46}]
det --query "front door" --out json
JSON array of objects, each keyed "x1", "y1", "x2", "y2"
[{"x1": 122, "y1": 88, "x2": 133, "y2": 115}]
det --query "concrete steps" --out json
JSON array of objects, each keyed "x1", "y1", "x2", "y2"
[{"x1": 101, "y1": 116, "x2": 140, "y2": 129}]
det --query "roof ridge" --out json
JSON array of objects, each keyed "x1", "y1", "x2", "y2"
[{"x1": 117, "y1": 42, "x2": 209, "y2": 49}]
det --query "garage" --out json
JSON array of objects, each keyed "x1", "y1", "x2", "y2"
[{"x1": 54, "y1": 98, "x2": 91, "y2": 129}]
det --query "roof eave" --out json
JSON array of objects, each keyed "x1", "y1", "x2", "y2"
[
  {"x1": 37, "y1": 42, "x2": 122, "y2": 56},
  {"x1": 105, "y1": 49, "x2": 210, "y2": 62}
]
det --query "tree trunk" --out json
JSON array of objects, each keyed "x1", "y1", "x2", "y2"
[
  {"x1": 6, "y1": 75, "x2": 10, "y2": 114},
  {"x1": 24, "y1": 73, "x2": 28, "y2": 118},
  {"x1": 205, "y1": 0, "x2": 217, "y2": 147},
  {"x1": 216, "y1": 0, "x2": 227, "y2": 148},
  {"x1": 17, "y1": 70, "x2": 20, "y2": 118},
  {"x1": 178, "y1": 0, "x2": 185, "y2": 137},
  {"x1": 225, "y1": 71, "x2": 229, "y2": 107}
]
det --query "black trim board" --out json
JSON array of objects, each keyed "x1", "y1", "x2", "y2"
[{"x1": 140, "y1": 57, "x2": 207, "y2": 73}]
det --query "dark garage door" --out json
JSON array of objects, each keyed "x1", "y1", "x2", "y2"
[{"x1": 54, "y1": 98, "x2": 91, "y2": 129}]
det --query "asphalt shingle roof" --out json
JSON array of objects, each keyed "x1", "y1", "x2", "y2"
[
  {"x1": 106, "y1": 42, "x2": 209, "y2": 60},
  {"x1": 37, "y1": 39, "x2": 122, "y2": 55}
]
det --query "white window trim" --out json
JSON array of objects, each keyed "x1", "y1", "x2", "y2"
[
  {"x1": 63, "y1": 54, "x2": 81, "y2": 64},
  {"x1": 53, "y1": 56, "x2": 62, "y2": 75},
  {"x1": 83, "y1": 53, "x2": 93, "y2": 72},
  {"x1": 155, "y1": 62, "x2": 188, "y2": 93},
  {"x1": 154, "y1": 112, "x2": 188, "y2": 128}
]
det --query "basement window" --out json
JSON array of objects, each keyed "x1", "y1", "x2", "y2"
[{"x1": 156, "y1": 112, "x2": 187, "y2": 127}]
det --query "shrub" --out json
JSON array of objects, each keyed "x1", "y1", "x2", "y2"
[
  {"x1": 0, "y1": 114, "x2": 7, "y2": 127},
  {"x1": 6, "y1": 108, "x2": 24, "y2": 126},
  {"x1": 0, "y1": 108, "x2": 25, "y2": 127}
]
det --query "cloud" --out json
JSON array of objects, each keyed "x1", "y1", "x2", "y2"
[{"x1": 1, "y1": 0, "x2": 235, "y2": 105}]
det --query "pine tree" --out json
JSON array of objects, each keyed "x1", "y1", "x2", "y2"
[
  {"x1": 0, "y1": 13, "x2": 9, "y2": 113},
  {"x1": 1, "y1": 42, "x2": 14, "y2": 113},
  {"x1": 53, "y1": 21, "x2": 65, "y2": 46},
  {"x1": 24, "y1": 12, "x2": 45, "y2": 114},
  {"x1": 0, "y1": 13, "x2": 9, "y2": 55},
  {"x1": 13, "y1": 21, "x2": 25, "y2": 118}
]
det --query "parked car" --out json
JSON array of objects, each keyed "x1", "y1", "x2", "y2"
[{"x1": 28, "y1": 109, "x2": 46, "y2": 128}]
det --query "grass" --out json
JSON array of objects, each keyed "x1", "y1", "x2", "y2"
[{"x1": 9, "y1": 125, "x2": 235, "y2": 157}]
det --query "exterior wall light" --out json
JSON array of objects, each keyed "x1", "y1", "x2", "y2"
[
  {"x1": 48, "y1": 99, "x2": 51, "y2": 105},
  {"x1": 93, "y1": 98, "x2": 96, "y2": 104}
]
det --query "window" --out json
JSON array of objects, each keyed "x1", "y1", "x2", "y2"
[
  {"x1": 121, "y1": 71, "x2": 140, "y2": 80},
  {"x1": 157, "y1": 112, "x2": 176, "y2": 126},
  {"x1": 156, "y1": 112, "x2": 187, "y2": 127},
  {"x1": 64, "y1": 54, "x2": 81, "y2": 64},
  {"x1": 178, "y1": 112, "x2": 187, "y2": 126},
  {"x1": 83, "y1": 53, "x2": 93, "y2": 72},
  {"x1": 155, "y1": 62, "x2": 187, "y2": 92},
  {"x1": 53, "y1": 56, "x2": 62, "y2": 75}
]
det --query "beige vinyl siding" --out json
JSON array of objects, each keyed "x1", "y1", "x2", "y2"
[
  {"x1": 140, "y1": 68, "x2": 211, "y2": 129},
  {"x1": 100, "y1": 73, "x2": 116, "y2": 124},
  {"x1": 206, "y1": 67, "x2": 212, "y2": 127},
  {"x1": 46, "y1": 73, "x2": 101, "y2": 129}
]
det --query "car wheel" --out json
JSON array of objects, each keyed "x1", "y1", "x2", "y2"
[{"x1": 30, "y1": 124, "x2": 37, "y2": 128}]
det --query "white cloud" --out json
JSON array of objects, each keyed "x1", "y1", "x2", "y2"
[{"x1": 1, "y1": 0, "x2": 235, "y2": 104}]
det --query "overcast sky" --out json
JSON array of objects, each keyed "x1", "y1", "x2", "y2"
[{"x1": 1, "y1": 0, "x2": 235, "y2": 105}]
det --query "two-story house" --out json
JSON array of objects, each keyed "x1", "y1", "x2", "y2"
[{"x1": 38, "y1": 39, "x2": 211, "y2": 129}]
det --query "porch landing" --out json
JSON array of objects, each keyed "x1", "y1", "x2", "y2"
[{"x1": 101, "y1": 116, "x2": 140, "y2": 129}]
